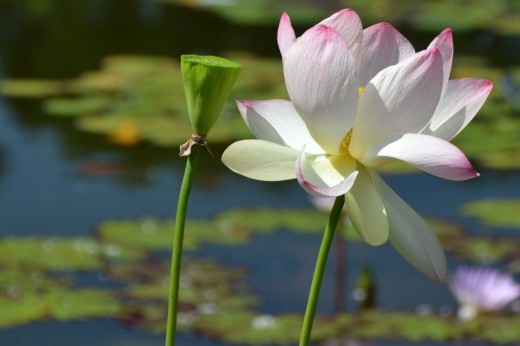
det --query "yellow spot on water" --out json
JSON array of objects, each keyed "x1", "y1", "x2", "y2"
[
  {"x1": 109, "y1": 121, "x2": 140, "y2": 145},
  {"x1": 358, "y1": 86, "x2": 365, "y2": 96}
]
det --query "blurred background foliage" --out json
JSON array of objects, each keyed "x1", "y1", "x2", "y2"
[
  {"x1": 2, "y1": 0, "x2": 520, "y2": 345},
  {"x1": 2, "y1": 0, "x2": 520, "y2": 169}
]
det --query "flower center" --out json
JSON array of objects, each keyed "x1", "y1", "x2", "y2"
[
  {"x1": 339, "y1": 87, "x2": 363, "y2": 155},
  {"x1": 340, "y1": 128, "x2": 353, "y2": 154}
]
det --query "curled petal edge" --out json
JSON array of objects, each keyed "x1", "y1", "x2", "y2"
[{"x1": 295, "y1": 148, "x2": 358, "y2": 197}]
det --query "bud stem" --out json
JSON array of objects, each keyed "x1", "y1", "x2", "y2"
[{"x1": 165, "y1": 145, "x2": 202, "y2": 346}]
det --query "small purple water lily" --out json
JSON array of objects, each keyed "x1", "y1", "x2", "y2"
[
  {"x1": 222, "y1": 9, "x2": 493, "y2": 281},
  {"x1": 449, "y1": 266, "x2": 520, "y2": 320}
]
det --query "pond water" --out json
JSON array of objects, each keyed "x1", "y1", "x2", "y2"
[{"x1": 1, "y1": 1, "x2": 520, "y2": 345}]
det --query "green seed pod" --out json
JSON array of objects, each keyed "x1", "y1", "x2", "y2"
[{"x1": 181, "y1": 55, "x2": 242, "y2": 135}]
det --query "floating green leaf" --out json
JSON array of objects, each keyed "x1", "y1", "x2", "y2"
[
  {"x1": 0, "y1": 237, "x2": 143, "y2": 271},
  {"x1": 335, "y1": 311, "x2": 460, "y2": 341},
  {"x1": 112, "y1": 258, "x2": 258, "y2": 335},
  {"x1": 0, "y1": 79, "x2": 66, "y2": 98},
  {"x1": 0, "y1": 295, "x2": 48, "y2": 328},
  {"x1": 0, "y1": 289, "x2": 119, "y2": 328},
  {"x1": 46, "y1": 288, "x2": 120, "y2": 321},
  {"x1": 446, "y1": 237, "x2": 520, "y2": 263},
  {"x1": 215, "y1": 208, "x2": 327, "y2": 234},
  {"x1": 43, "y1": 96, "x2": 113, "y2": 116},
  {"x1": 462, "y1": 199, "x2": 520, "y2": 228},
  {"x1": 98, "y1": 218, "x2": 251, "y2": 252},
  {"x1": 3, "y1": 52, "x2": 519, "y2": 172},
  {"x1": 0, "y1": 269, "x2": 63, "y2": 297}
]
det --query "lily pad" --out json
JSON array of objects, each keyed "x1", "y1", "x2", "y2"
[
  {"x1": 0, "y1": 294, "x2": 48, "y2": 328},
  {"x1": 476, "y1": 315, "x2": 520, "y2": 343},
  {"x1": 3, "y1": 52, "x2": 519, "y2": 170},
  {"x1": 0, "y1": 269, "x2": 63, "y2": 297},
  {"x1": 98, "y1": 218, "x2": 251, "y2": 252},
  {"x1": 47, "y1": 288, "x2": 120, "y2": 321},
  {"x1": 113, "y1": 258, "x2": 258, "y2": 334},
  {"x1": 215, "y1": 208, "x2": 328, "y2": 234},
  {"x1": 0, "y1": 237, "x2": 143, "y2": 271},
  {"x1": 43, "y1": 96, "x2": 113, "y2": 116},
  {"x1": 0, "y1": 289, "x2": 119, "y2": 328},
  {"x1": 462, "y1": 199, "x2": 520, "y2": 228},
  {"x1": 121, "y1": 259, "x2": 254, "y2": 305},
  {"x1": 195, "y1": 312, "x2": 303, "y2": 344},
  {"x1": 0, "y1": 79, "x2": 66, "y2": 98},
  {"x1": 445, "y1": 237, "x2": 520, "y2": 263},
  {"x1": 0, "y1": 54, "x2": 285, "y2": 148}
]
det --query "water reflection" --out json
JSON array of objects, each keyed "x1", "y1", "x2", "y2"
[{"x1": 0, "y1": 145, "x2": 5, "y2": 179}]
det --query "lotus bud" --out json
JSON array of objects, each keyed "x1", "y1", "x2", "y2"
[{"x1": 181, "y1": 54, "x2": 241, "y2": 136}]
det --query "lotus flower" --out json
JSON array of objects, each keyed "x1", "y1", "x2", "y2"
[
  {"x1": 449, "y1": 266, "x2": 520, "y2": 320},
  {"x1": 222, "y1": 9, "x2": 492, "y2": 281}
]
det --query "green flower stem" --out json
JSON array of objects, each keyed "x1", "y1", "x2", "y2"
[
  {"x1": 299, "y1": 195, "x2": 345, "y2": 346},
  {"x1": 166, "y1": 145, "x2": 202, "y2": 346}
]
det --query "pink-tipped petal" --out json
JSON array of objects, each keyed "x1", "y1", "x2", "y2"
[
  {"x1": 345, "y1": 166, "x2": 389, "y2": 246},
  {"x1": 319, "y1": 8, "x2": 363, "y2": 61},
  {"x1": 360, "y1": 22, "x2": 415, "y2": 86},
  {"x1": 284, "y1": 24, "x2": 358, "y2": 155},
  {"x1": 369, "y1": 171, "x2": 447, "y2": 282},
  {"x1": 295, "y1": 148, "x2": 358, "y2": 197},
  {"x1": 350, "y1": 48, "x2": 444, "y2": 162},
  {"x1": 222, "y1": 139, "x2": 298, "y2": 181},
  {"x1": 236, "y1": 99, "x2": 324, "y2": 154},
  {"x1": 278, "y1": 12, "x2": 296, "y2": 56},
  {"x1": 428, "y1": 28, "x2": 453, "y2": 93},
  {"x1": 425, "y1": 78, "x2": 493, "y2": 140},
  {"x1": 377, "y1": 133, "x2": 479, "y2": 180}
]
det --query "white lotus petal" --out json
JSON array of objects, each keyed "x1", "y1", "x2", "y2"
[
  {"x1": 284, "y1": 24, "x2": 358, "y2": 155},
  {"x1": 425, "y1": 78, "x2": 493, "y2": 140},
  {"x1": 319, "y1": 8, "x2": 363, "y2": 62},
  {"x1": 370, "y1": 171, "x2": 446, "y2": 281},
  {"x1": 345, "y1": 166, "x2": 389, "y2": 245},
  {"x1": 277, "y1": 12, "x2": 296, "y2": 56},
  {"x1": 360, "y1": 22, "x2": 415, "y2": 86},
  {"x1": 236, "y1": 99, "x2": 324, "y2": 154},
  {"x1": 222, "y1": 139, "x2": 298, "y2": 181},
  {"x1": 350, "y1": 48, "x2": 444, "y2": 162},
  {"x1": 427, "y1": 28, "x2": 453, "y2": 94},
  {"x1": 295, "y1": 149, "x2": 358, "y2": 197},
  {"x1": 377, "y1": 133, "x2": 478, "y2": 180}
]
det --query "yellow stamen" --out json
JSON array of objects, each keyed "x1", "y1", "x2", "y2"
[
  {"x1": 340, "y1": 129, "x2": 353, "y2": 154},
  {"x1": 338, "y1": 87, "x2": 363, "y2": 154}
]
